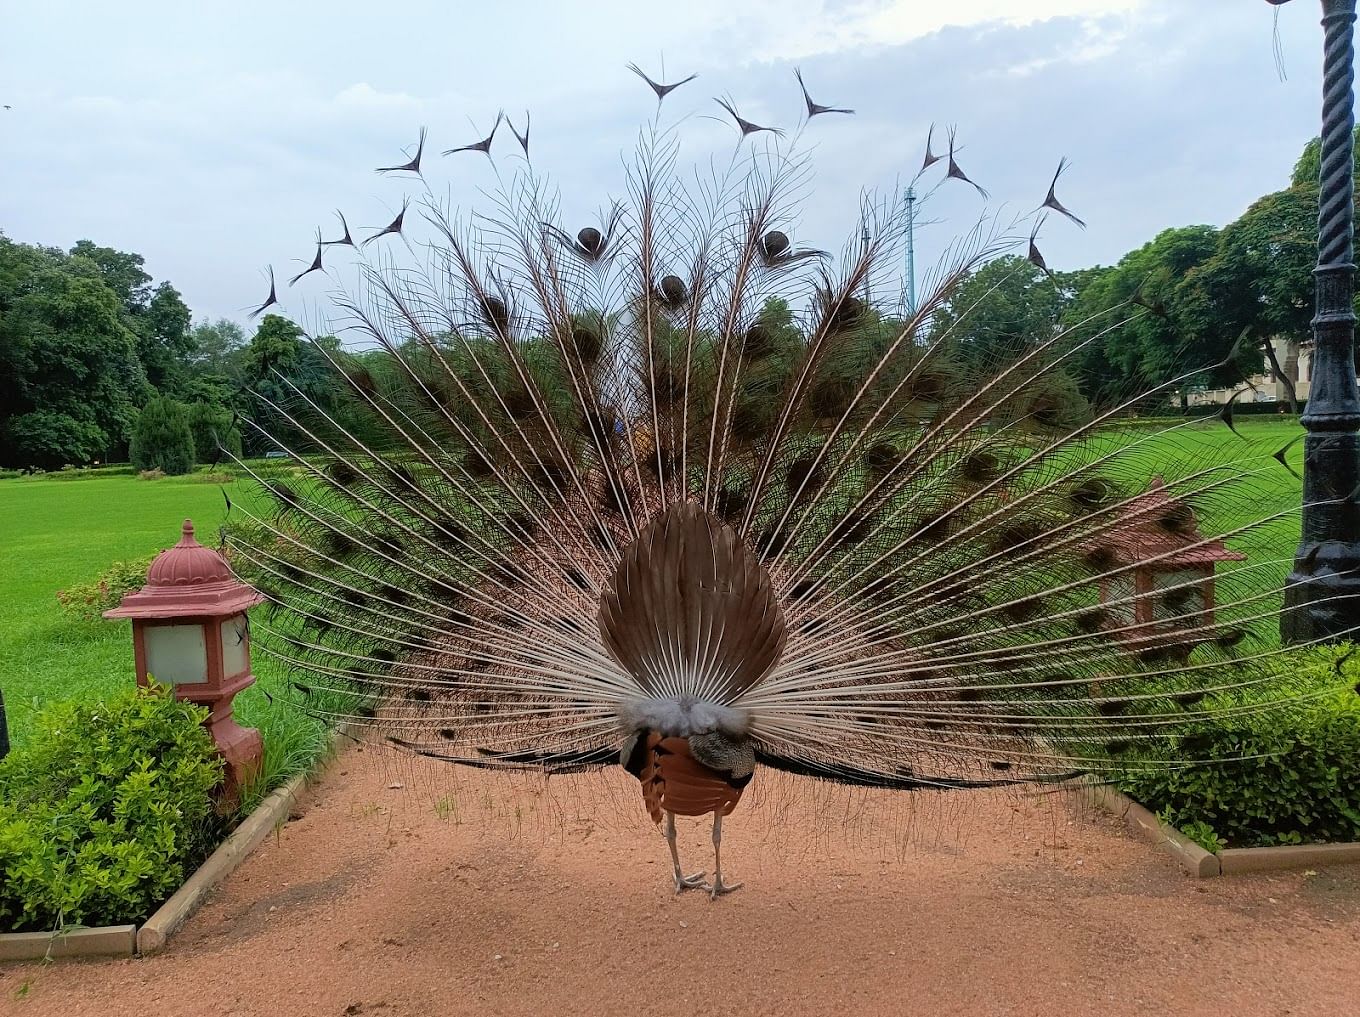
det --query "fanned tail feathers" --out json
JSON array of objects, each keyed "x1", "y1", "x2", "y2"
[{"x1": 225, "y1": 72, "x2": 1354, "y2": 795}]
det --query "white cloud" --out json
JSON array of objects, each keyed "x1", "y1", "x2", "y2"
[
  {"x1": 691, "y1": 0, "x2": 1151, "y2": 62},
  {"x1": 333, "y1": 83, "x2": 422, "y2": 112}
]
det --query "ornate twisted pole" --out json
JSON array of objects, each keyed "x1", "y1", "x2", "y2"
[{"x1": 1280, "y1": 0, "x2": 1360, "y2": 641}]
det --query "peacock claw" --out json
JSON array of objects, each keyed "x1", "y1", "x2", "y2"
[
  {"x1": 704, "y1": 876, "x2": 742, "y2": 899},
  {"x1": 674, "y1": 871, "x2": 707, "y2": 893}
]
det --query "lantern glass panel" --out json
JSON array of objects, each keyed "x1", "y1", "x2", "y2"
[
  {"x1": 1105, "y1": 574, "x2": 1135, "y2": 625},
  {"x1": 1151, "y1": 568, "x2": 1207, "y2": 627},
  {"x1": 221, "y1": 616, "x2": 249, "y2": 677},
  {"x1": 144, "y1": 623, "x2": 209, "y2": 685}
]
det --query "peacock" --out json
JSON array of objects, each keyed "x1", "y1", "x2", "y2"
[{"x1": 224, "y1": 65, "x2": 1354, "y2": 898}]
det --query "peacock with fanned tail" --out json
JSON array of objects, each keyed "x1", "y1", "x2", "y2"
[{"x1": 226, "y1": 66, "x2": 1354, "y2": 898}]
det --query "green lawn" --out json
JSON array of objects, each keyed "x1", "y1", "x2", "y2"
[{"x1": 0, "y1": 468, "x2": 332, "y2": 809}]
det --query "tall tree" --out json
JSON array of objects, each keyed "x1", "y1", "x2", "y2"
[
  {"x1": 188, "y1": 318, "x2": 247, "y2": 376},
  {"x1": 925, "y1": 255, "x2": 1068, "y2": 369},
  {"x1": 1062, "y1": 226, "x2": 1246, "y2": 409},
  {"x1": 136, "y1": 281, "x2": 194, "y2": 393},
  {"x1": 68, "y1": 240, "x2": 151, "y2": 313},
  {"x1": 0, "y1": 238, "x2": 148, "y2": 467},
  {"x1": 1289, "y1": 124, "x2": 1360, "y2": 189},
  {"x1": 1178, "y1": 186, "x2": 1317, "y2": 365},
  {"x1": 241, "y1": 315, "x2": 341, "y2": 451}
]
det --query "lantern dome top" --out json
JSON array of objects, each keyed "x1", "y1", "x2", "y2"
[
  {"x1": 1099, "y1": 477, "x2": 1247, "y2": 566},
  {"x1": 145, "y1": 519, "x2": 234, "y2": 587},
  {"x1": 104, "y1": 518, "x2": 265, "y2": 620}
]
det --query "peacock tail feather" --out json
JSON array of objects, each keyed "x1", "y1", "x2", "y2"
[{"x1": 223, "y1": 76, "x2": 1353, "y2": 800}]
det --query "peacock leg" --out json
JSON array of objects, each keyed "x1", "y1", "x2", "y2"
[
  {"x1": 704, "y1": 812, "x2": 742, "y2": 899},
  {"x1": 665, "y1": 811, "x2": 706, "y2": 892}
]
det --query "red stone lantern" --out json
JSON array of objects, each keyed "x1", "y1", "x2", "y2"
[
  {"x1": 1094, "y1": 477, "x2": 1246, "y2": 652},
  {"x1": 105, "y1": 519, "x2": 265, "y2": 800}
]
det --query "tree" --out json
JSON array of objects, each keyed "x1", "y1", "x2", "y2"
[
  {"x1": 68, "y1": 240, "x2": 199, "y2": 398},
  {"x1": 130, "y1": 397, "x2": 195, "y2": 475},
  {"x1": 69, "y1": 241, "x2": 151, "y2": 313},
  {"x1": 188, "y1": 318, "x2": 247, "y2": 376},
  {"x1": 137, "y1": 282, "x2": 194, "y2": 394},
  {"x1": 0, "y1": 237, "x2": 148, "y2": 468},
  {"x1": 1062, "y1": 226, "x2": 1245, "y2": 409},
  {"x1": 186, "y1": 401, "x2": 242, "y2": 464},
  {"x1": 926, "y1": 255, "x2": 1068, "y2": 369},
  {"x1": 2, "y1": 411, "x2": 107, "y2": 471},
  {"x1": 1177, "y1": 186, "x2": 1318, "y2": 385},
  {"x1": 240, "y1": 315, "x2": 342, "y2": 452},
  {"x1": 1289, "y1": 124, "x2": 1360, "y2": 189}
]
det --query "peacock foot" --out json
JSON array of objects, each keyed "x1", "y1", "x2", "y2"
[
  {"x1": 704, "y1": 876, "x2": 742, "y2": 899},
  {"x1": 674, "y1": 871, "x2": 707, "y2": 893}
]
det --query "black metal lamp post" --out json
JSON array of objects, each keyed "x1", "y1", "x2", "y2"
[
  {"x1": 0, "y1": 687, "x2": 8, "y2": 760},
  {"x1": 1279, "y1": 0, "x2": 1360, "y2": 642}
]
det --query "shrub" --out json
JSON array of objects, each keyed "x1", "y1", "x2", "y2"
[
  {"x1": 0, "y1": 684, "x2": 225, "y2": 932},
  {"x1": 187, "y1": 402, "x2": 243, "y2": 465},
  {"x1": 1119, "y1": 645, "x2": 1360, "y2": 849},
  {"x1": 130, "y1": 397, "x2": 195, "y2": 476},
  {"x1": 2, "y1": 410, "x2": 106, "y2": 471},
  {"x1": 55, "y1": 555, "x2": 155, "y2": 622},
  {"x1": 191, "y1": 470, "x2": 235, "y2": 485}
]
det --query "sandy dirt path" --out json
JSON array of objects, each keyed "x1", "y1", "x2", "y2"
[{"x1": 2, "y1": 743, "x2": 1356, "y2": 1017}]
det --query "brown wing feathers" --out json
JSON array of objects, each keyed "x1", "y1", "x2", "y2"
[{"x1": 598, "y1": 502, "x2": 788, "y2": 704}]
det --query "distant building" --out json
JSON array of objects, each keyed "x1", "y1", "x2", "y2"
[{"x1": 1182, "y1": 337, "x2": 1343, "y2": 408}]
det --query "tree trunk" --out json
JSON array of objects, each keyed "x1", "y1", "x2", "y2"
[{"x1": 1260, "y1": 335, "x2": 1301, "y2": 414}]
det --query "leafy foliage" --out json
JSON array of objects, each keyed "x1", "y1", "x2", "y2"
[
  {"x1": 1120, "y1": 646, "x2": 1360, "y2": 849},
  {"x1": 1063, "y1": 225, "x2": 1248, "y2": 408},
  {"x1": 0, "y1": 237, "x2": 148, "y2": 468},
  {"x1": 927, "y1": 255, "x2": 1068, "y2": 369},
  {"x1": 0, "y1": 683, "x2": 225, "y2": 932},
  {"x1": 187, "y1": 401, "x2": 243, "y2": 464},
  {"x1": 2, "y1": 411, "x2": 108, "y2": 471},
  {"x1": 240, "y1": 316, "x2": 346, "y2": 453},
  {"x1": 1289, "y1": 124, "x2": 1360, "y2": 188},
  {"x1": 130, "y1": 397, "x2": 195, "y2": 476},
  {"x1": 54, "y1": 555, "x2": 154, "y2": 623}
]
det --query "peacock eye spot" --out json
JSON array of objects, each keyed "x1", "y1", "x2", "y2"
[
  {"x1": 761, "y1": 230, "x2": 790, "y2": 258},
  {"x1": 577, "y1": 226, "x2": 603, "y2": 252},
  {"x1": 659, "y1": 274, "x2": 687, "y2": 304}
]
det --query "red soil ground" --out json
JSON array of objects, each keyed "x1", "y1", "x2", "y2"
[{"x1": 2, "y1": 744, "x2": 1356, "y2": 1017}]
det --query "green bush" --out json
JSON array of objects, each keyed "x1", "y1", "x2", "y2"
[
  {"x1": 55, "y1": 555, "x2": 155, "y2": 623},
  {"x1": 1119, "y1": 645, "x2": 1360, "y2": 848},
  {"x1": 130, "y1": 397, "x2": 195, "y2": 476},
  {"x1": 0, "y1": 684, "x2": 225, "y2": 932},
  {"x1": 2, "y1": 410, "x2": 107, "y2": 471},
  {"x1": 187, "y1": 402, "x2": 243, "y2": 465}
]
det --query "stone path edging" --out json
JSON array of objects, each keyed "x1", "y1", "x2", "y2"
[{"x1": 1076, "y1": 783, "x2": 1360, "y2": 877}]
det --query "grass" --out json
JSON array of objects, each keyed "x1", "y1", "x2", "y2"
[{"x1": 0, "y1": 465, "x2": 333, "y2": 812}]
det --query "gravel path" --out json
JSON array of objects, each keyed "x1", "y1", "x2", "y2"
[{"x1": 3, "y1": 744, "x2": 1356, "y2": 1017}]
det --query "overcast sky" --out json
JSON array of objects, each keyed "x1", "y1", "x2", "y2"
[{"x1": 0, "y1": 0, "x2": 1338, "y2": 335}]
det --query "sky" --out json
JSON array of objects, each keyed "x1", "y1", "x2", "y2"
[{"x1": 0, "y1": 0, "x2": 1338, "y2": 337}]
